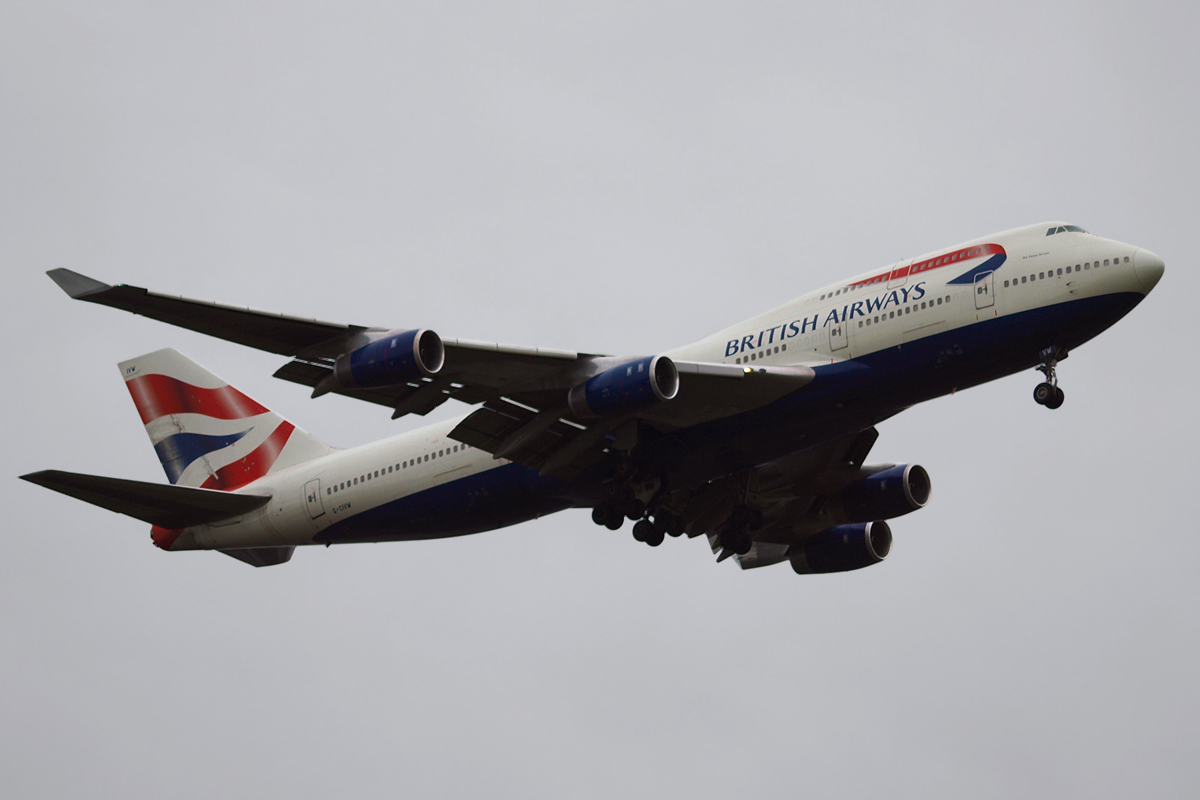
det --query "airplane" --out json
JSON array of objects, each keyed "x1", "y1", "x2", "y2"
[{"x1": 22, "y1": 222, "x2": 1164, "y2": 571}]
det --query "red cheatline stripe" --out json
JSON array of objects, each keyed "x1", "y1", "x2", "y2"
[
  {"x1": 126, "y1": 374, "x2": 270, "y2": 425},
  {"x1": 850, "y1": 243, "x2": 1006, "y2": 288},
  {"x1": 201, "y1": 422, "x2": 295, "y2": 491}
]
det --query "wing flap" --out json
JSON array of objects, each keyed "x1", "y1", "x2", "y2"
[
  {"x1": 21, "y1": 470, "x2": 271, "y2": 528},
  {"x1": 449, "y1": 399, "x2": 604, "y2": 480}
]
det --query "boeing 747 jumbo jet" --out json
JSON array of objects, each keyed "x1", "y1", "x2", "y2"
[{"x1": 23, "y1": 222, "x2": 1164, "y2": 572}]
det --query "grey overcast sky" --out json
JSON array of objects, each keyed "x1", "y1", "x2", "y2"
[{"x1": 2, "y1": 2, "x2": 1196, "y2": 797}]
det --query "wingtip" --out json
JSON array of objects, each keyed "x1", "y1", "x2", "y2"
[{"x1": 46, "y1": 269, "x2": 112, "y2": 299}]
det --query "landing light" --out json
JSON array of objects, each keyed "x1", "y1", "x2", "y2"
[{"x1": 744, "y1": 367, "x2": 752, "y2": 373}]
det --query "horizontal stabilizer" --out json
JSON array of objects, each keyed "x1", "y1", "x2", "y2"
[{"x1": 21, "y1": 470, "x2": 270, "y2": 528}]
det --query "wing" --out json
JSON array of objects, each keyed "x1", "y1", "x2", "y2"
[
  {"x1": 48, "y1": 270, "x2": 815, "y2": 478},
  {"x1": 47, "y1": 269, "x2": 591, "y2": 418}
]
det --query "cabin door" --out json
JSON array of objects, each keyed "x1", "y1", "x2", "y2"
[
  {"x1": 974, "y1": 271, "x2": 995, "y2": 310},
  {"x1": 304, "y1": 479, "x2": 326, "y2": 520},
  {"x1": 828, "y1": 320, "x2": 848, "y2": 351}
]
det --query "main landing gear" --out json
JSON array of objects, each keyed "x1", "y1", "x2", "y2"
[
  {"x1": 716, "y1": 504, "x2": 762, "y2": 557},
  {"x1": 591, "y1": 488, "x2": 686, "y2": 548},
  {"x1": 1033, "y1": 347, "x2": 1066, "y2": 410}
]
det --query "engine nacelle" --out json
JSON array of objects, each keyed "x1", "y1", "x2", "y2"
[
  {"x1": 333, "y1": 329, "x2": 444, "y2": 389},
  {"x1": 789, "y1": 521, "x2": 892, "y2": 574},
  {"x1": 567, "y1": 356, "x2": 679, "y2": 419},
  {"x1": 831, "y1": 464, "x2": 931, "y2": 523}
]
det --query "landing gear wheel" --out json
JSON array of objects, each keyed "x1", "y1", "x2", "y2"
[
  {"x1": 657, "y1": 512, "x2": 685, "y2": 537},
  {"x1": 718, "y1": 529, "x2": 753, "y2": 557},
  {"x1": 1034, "y1": 347, "x2": 1067, "y2": 410},
  {"x1": 623, "y1": 497, "x2": 646, "y2": 521},
  {"x1": 634, "y1": 519, "x2": 664, "y2": 547},
  {"x1": 605, "y1": 513, "x2": 624, "y2": 531}
]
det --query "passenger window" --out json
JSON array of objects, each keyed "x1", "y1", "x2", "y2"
[
  {"x1": 1124, "y1": 256, "x2": 1130, "y2": 263},
  {"x1": 1004, "y1": 280, "x2": 1009, "y2": 287},
  {"x1": 1057, "y1": 268, "x2": 1062, "y2": 276},
  {"x1": 1039, "y1": 272, "x2": 1044, "y2": 279},
  {"x1": 889, "y1": 311, "x2": 894, "y2": 319},
  {"x1": 1085, "y1": 263, "x2": 1090, "y2": 270},
  {"x1": 936, "y1": 297, "x2": 942, "y2": 305},
  {"x1": 1021, "y1": 276, "x2": 1026, "y2": 283},
  {"x1": 859, "y1": 321, "x2": 864, "y2": 328},
  {"x1": 1104, "y1": 259, "x2": 1110, "y2": 266},
  {"x1": 781, "y1": 344, "x2": 786, "y2": 351},
  {"x1": 905, "y1": 306, "x2": 911, "y2": 314}
]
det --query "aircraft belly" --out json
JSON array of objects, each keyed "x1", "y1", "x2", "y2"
[{"x1": 318, "y1": 462, "x2": 573, "y2": 544}]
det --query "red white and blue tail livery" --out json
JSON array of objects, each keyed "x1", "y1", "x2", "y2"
[{"x1": 121, "y1": 348, "x2": 331, "y2": 489}]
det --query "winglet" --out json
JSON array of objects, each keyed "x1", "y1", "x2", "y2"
[{"x1": 47, "y1": 269, "x2": 112, "y2": 299}]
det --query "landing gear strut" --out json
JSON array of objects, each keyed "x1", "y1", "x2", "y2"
[{"x1": 1033, "y1": 347, "x2": 1066, "y2": 410}]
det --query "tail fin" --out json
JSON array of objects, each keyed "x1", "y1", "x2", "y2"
[{"x1": 119, "y1": 348, "x2": 333, "y2": 489}]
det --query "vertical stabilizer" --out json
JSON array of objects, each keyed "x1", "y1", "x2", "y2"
[{"x1": 118, "y1": 348, "x2": 334, "y2": 489}]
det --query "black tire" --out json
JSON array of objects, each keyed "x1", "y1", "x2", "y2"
[
  {"x1": 1033, "y1": 382, "x2": 1055, "y2": 405},
  {"x1": 645, "y1": 527, "x2": 665, "y2": 547},
  {"x1": 591, "y1": 506, "x2": 608, "y2": 526},
  {"x1": 1047, "y1": 387, "x2": 1065, "y2": 410},
  {"x1": 624, "y1": 497, "x2": 646, "y2": 521},
  {"x1": 633, "y1": 519, "x2": 653, "y2": 542},
  {"x1": 733, "y1": 534, "x2": 753, "y2": 556},
  {"x1": 604, "y1": 507, "x2": 624, "y2": 531}
]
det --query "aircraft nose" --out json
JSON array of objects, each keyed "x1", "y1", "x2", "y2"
[{"x1": 1133, "y1": 248, "x2": 1165, "y2": 294}]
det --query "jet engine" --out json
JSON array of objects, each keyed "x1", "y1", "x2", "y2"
[
  {"x1": 789, "y1": 521, "x2": 891, "y2": 574},
  {"x1": 567, "y1": 356, "x2": 679, "y2": 419},
  {"x1": 830, "y1": 464, "x2": 931, "y2": 523},
  {"x1": 333, "y1": 329, "x2": 444, "y2": 389}
]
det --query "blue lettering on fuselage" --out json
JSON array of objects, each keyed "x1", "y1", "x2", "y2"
[{"x1": 724, "y1": 282, "x2": 928, "y2": 355}]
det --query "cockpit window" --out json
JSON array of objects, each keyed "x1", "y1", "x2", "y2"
[{"x1": 1046, "y1": 225, "x2": 1089, "y2": 236}]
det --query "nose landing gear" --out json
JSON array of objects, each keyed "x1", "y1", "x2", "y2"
[{"x1": 1033, "y1": 347, "x2": 1066, "y2": 410}]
